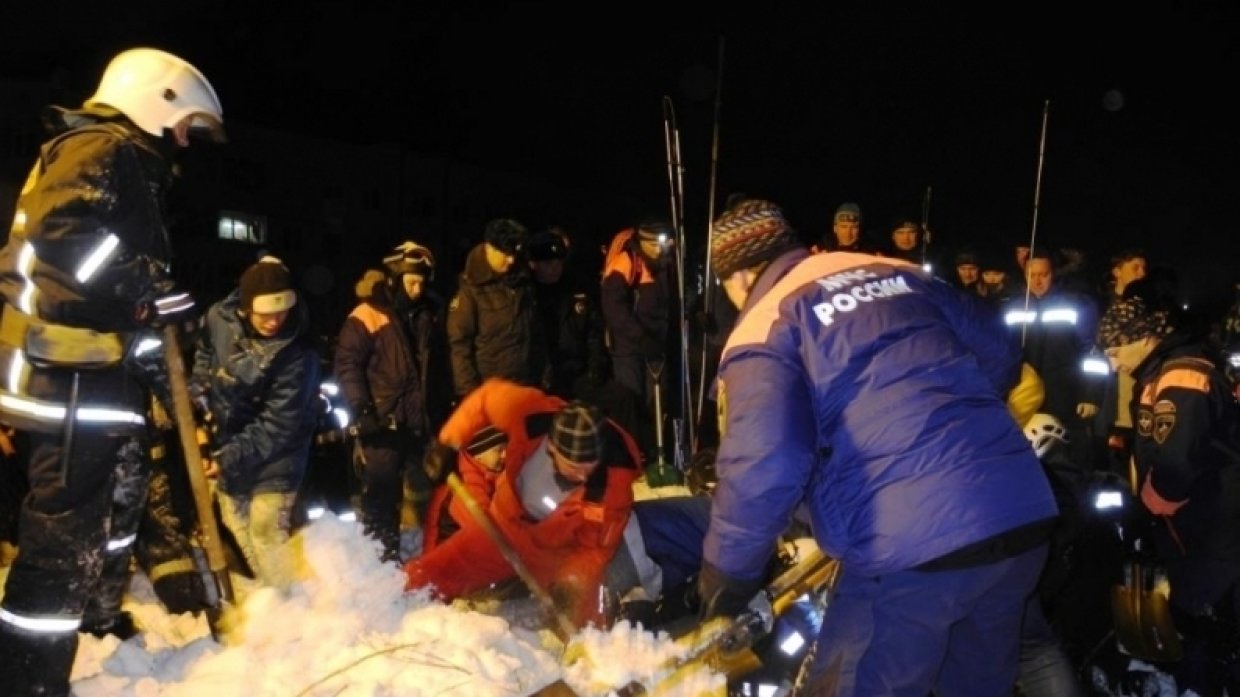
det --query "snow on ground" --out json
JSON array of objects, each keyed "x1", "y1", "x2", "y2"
[{"x1": 2, "y1": 512, "x2": 725, "y2": 697}]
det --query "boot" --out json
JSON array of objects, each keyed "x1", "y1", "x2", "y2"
[
  {"x1": 0, "y1": 621, "x2": 78, "y2": 697},
  {"x1": 81, "y1": 610, "x2": 139, "y2": 641}
]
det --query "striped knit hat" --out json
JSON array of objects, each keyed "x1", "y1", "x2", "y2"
[
  {"x1": 465, "y1": 425, "x2": 509, "y2": 457},
  {"x1": 711, "y1": 199, "x2": 800, "y2": 279}
]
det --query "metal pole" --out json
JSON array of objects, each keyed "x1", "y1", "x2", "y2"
[
  {"x1": 661, "y1": 97, "x2": 695, "y2": 463},
  {"x1": 1020, "y1": 100, "x2": 1051, "y2": 348},
  {"x1": 695, "y1": 37, "x2": 726, "y2": 435}
]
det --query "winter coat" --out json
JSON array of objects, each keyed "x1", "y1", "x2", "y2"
[
  {"x1": 0, "y1": 112, "x2": 182, "y2": 436},
  {"x1": 445, "y1": 245, "x2": 545, "y2": 397},
  {"x1": 334, "y1": 294, "x2": 424, "y2": 432},
  {"x1": 1132, "y1": 335, "x2": 1240, "y2": 611},
  {"x1": 704, "y1": 248, "x2": 1058, "y2": 582},
  {"x1": 191, "y1": 290, "x2": 320, "y2": 496},
  {"x1": 1002, "y1": 289, "x2": 1105, "y2": 423},
  {"x1": 600, "y1": 229, "x2": 672, "y2": 357},
  {"x1": 394, "y1": 289, "x2": 451, "y2": 430},
  {"x1": 405, "y1": 378, "x2": 640, "y2": 626}
]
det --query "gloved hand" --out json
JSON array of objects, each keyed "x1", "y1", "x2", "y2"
[
  {"x1": 697, "y1": 560, "x2": 765, "y2": 621},
  {"x1": 152, "y1": 571, "x2": 211, "y2": 616},
  {"x1": 639, "y1": 333, "x2": 664, "y2": 358},
  {"x1": 422, "y1": 439, "x2": 457, "y2": 484},
  {"x1": 1075, "y1": 402, "x2": 1099, "y2": 419}
]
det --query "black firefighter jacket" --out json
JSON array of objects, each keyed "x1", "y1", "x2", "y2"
[{"x1": 0, "y1": 111, "x2": 182, "y2": 436}]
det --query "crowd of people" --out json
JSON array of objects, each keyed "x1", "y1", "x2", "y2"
[{"x1": 4, "y1": 46, "x2": 1240, "y2": 697}]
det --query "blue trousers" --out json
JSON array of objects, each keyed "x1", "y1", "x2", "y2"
[{"x1": 807, "y1": 544, "x2": 1047, "y2": 696}]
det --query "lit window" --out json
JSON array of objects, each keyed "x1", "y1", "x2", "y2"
[{"x1": 217, "y1": 211, "x2": 268, "y2": 244}]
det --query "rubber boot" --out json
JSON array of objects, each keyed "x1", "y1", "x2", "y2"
[{"x1": 0, "y1": 621, "x2": 78, "y2": 697}]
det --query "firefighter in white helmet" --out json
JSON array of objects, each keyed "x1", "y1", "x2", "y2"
[{"x1": 0, "y1": 47, "x2": 223, "y2": 695}]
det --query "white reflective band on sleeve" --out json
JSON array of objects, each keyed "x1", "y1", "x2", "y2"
[
  {"x1": 74, "y1": 233, "x2": 120, "y2": 283},
  {"x1": 0, "y1": 395, "x2": 145, "y2": 426},
  {"x1": 154, "y1": 292, "x2": 194, "y2": 316},
  {"x1": 133, "y1": 337, "x2": 163, "y2": 356},
  {"x1": 1041, "y1": 308, "x2": 1078, "y2": 324},
  {"x1": 1004, "y1": 310, "x2": 1037, "y2": 325},
  {"x1": 8, "y1": 350, "x2": 26, "y2": 394},
  {"x1": 17, "y1": 242, "x2": 37, "y2": 314},
  {"x1": 106, "y1": 533, "x2": 137, "y2": 551},
  {"x1": 11, "y1": 208, "x2": 26, "y2": 231},
  {"x1": 1082, "y1": 356, "x2": 1111, "y2": 375},
  {"x1": 1229, "y1": 353, "x2": 1240, "y2": 369},
  {"x1": 0, "y1": 607, "x2": 81, "y2": 633}
]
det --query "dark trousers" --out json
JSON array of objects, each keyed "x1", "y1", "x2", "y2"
[
  {"x1": 0, "y1": 429, "x2": 148, "y2": 696},
  {"x1": 807, "y1": 544, "x2": 1047, "y2": 696}
]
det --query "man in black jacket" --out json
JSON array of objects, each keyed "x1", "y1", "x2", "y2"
[{"x1": 445, "y1": 219, "x2": 544, "y2": 399}]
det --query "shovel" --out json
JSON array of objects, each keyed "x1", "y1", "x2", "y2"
[
  {"x1": 644, "y1": 358, "x2": 682, "y2": 488},
  {"x1": 162, "y1": 325, "x2": 235, "y2": 640},
  {"x1": 1109, "y1": 456, "x2": 1182, "y2": 662}
]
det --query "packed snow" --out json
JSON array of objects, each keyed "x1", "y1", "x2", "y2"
[{"x1": 2, "y1": 511, "x2": 725, "y2": 697}]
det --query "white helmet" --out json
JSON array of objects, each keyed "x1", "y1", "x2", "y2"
[
  {"x1": 85, "y1": 48, "x2": 225, "y2": 141},
  {"x1": 1024, "y1": 413, "x2": 1069, "y2": 458}
]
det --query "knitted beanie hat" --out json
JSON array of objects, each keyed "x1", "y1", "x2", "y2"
[
  {"x1": 1098, "y1": 296, "x2": 1173, "y2": 349},
  {"x1": 239, "y1": 256, "x2": 296, "y2": 313},
  {"x1": 710, "y1": 199, "x2": 800, "y2": 279},
  {"x1": 549, "y1": 401, "x2": 603, "y2": 465},
  {"x1": 465, "y1": 425, "x2": 509, "y2": 457}
]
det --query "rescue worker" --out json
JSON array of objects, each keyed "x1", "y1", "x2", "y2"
[
  {"x1": 334, "y1": 246, "x2": 434, "y2": 561},
  {"x1": 1104, "y1": 287, "x2": 1240, "y2": 696},
  {"x1": 698, "y1": 199, "x2": 1058, "y2": 696},
  {"x1": 405, "y1": 378, "x2": 641, "y2": 628},
  {"x1": 600, "y1": 220, "x2": 675, "y2": 465},
  {"x1": 0, "y1": 47, "x2": 223, "y2": 695}
]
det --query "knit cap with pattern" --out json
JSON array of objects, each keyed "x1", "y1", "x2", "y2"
[
  {"x1": 549, "y1": 401, "x2": 603, "y2": 465},
  {"x1": 710, "y1": 199, "x2": 801, "y2": 279}
]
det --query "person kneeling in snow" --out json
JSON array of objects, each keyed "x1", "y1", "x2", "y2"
[{"x1": 405, "y1": 378, "x2": 641, "y2": 628}]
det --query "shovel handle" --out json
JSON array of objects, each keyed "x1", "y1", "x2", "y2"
[{"x1": 446, "y1": 473, "x2": 577, "y2": 641}]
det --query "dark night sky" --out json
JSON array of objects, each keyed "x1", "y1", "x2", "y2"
[{"x1": 3, "y1": 3, "x2": 1240, "y2": 303}]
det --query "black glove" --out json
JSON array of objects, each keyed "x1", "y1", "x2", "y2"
[
  {"x1": 152, "y1": 571, "x2": 211, "y2": 616},
  {"x1": 639, "y1": 333, "x2": 664, "y2": 358},
  {"x1": 697, "y1": 561, "x2": 765, "y2": 621},
  {"x1": 422, "y1": 439, "x2": 457, "y2": 484},
  {"x1": 353, "y1": 407, "x2": 383, "y2": 438}
]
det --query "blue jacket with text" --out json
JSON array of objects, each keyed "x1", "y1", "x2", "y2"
[{"x1": 705, "y1": 248, "x2": 1058, "y2": 581}]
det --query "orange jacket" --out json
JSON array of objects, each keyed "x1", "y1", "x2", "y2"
[{"x1": 407, "y1": 378, "x2": 641, "y2": 626}]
